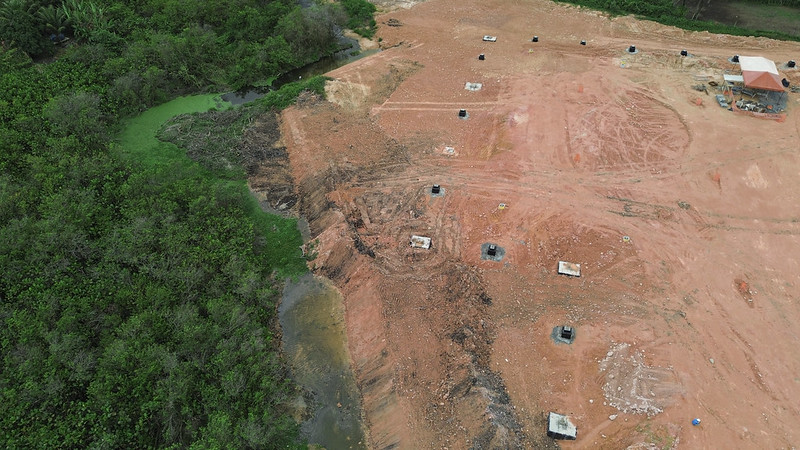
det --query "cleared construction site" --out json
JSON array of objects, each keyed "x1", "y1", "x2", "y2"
[{"x1": 258, "y1": 0, "x2": 800, "y2": 447}]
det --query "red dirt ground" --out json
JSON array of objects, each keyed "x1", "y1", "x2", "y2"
[{"x1": 273, "y1": 0, "x2": 800, "y2": 448}]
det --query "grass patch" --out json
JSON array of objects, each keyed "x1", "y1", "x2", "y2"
[
  {"x1": 158, "y1": 107, "x2": 254, "y2": 180},
  {"x1": 255, "y1": 75, "x2": 328, "y2": 110},
  {"x1": 635, "y1": 420, "x2": 677, "y2": 450}
]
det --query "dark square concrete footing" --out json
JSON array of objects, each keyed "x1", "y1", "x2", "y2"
[
  {"x1": 480, "y1": 243, "x2": 505, "y2": 261},
  {"x1": 551, "y1": 325, "x2": 576, "y2": 344}
]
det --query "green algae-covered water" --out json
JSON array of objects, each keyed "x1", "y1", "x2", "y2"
[{"x1": 116, "y1": 94, "x2": 227, "y2": 168}]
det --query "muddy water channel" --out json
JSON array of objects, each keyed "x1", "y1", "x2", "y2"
[
  {"x1": 233, "y1": 41, "x2": 375, "y2": 447},
  {"x1": 280, "y1": 274, "x2": 367, "y2": 449},
  {"x1": 223, "y1": 44, "x2": 379, "y2": 105}
]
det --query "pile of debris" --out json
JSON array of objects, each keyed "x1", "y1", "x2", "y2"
[{"x1": 735, "y1": 99, "x2": 772, "y2": 113}]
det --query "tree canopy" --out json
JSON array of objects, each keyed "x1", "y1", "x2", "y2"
[{"x1": 0, "y1": 0, "x2": 375, "y2": 447}]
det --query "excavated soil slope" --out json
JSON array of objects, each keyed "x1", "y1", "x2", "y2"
[{"x1": 256, "y1": 0, "x2": 800, "y2": 448}]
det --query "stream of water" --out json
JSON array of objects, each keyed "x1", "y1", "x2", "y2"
[
  {"x1": 280, "y1": 274, "x2": 367, "y2": 449},
  {"x1": 222, "y1": 42, "x2": 380, "y2": 105},
  {"x1": 263, "y1": 43, "x2": 373, "y2": 448},
  {"x1": 118, "y1": 41, "x2": 373, "y2": 446},
  {"x1": 223, "y1": 42, "x2": 375, "y2": 447}
]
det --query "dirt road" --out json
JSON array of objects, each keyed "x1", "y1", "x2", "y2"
[{"x1": 266, "y1": 0, "x2": 800, "y2": 447}]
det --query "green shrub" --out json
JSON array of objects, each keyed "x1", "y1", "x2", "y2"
[
  {"x1": 255, "y1": 75, "x2": 329, "y2": 111},
  {"x1": 341, "y1": 0, "x2": 377, "y2": 38}
]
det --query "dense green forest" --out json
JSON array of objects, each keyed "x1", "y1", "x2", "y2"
[{"x1": 0, "y1": 0, "x2": 373, "y2": 447}]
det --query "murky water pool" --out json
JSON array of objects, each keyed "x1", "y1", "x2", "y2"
[{"x1": 280, "y1": 273, "x2": 367, "y2": 449}]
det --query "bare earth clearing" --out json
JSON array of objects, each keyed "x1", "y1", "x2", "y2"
[{"x1": 256, "y1": 0, "x2": 800, "y2": 447}]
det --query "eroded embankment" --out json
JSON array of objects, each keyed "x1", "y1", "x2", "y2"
[
  {"x1": 242, "y1": 107, "x2": 371, "y2": 448},
  {"x1": 274, "y1": 91, "x2": 557, "y2": 449},
  {"x1": 303, "y1": 189, "x2": 530, "y2": 449}
]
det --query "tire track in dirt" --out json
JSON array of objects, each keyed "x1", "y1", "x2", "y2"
[
  {"x1": 366, "y1": 156, "x2": 800, "y2": 238},
  {"x1": 270, "y1": 0, "x2": 800, "y2": 446},
  {"x1": 281, "y1": 95, "x2": 533, "y2": 446},
  {"x1": 604, "y1": 195, "x2": 800, "y2": 236}
]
